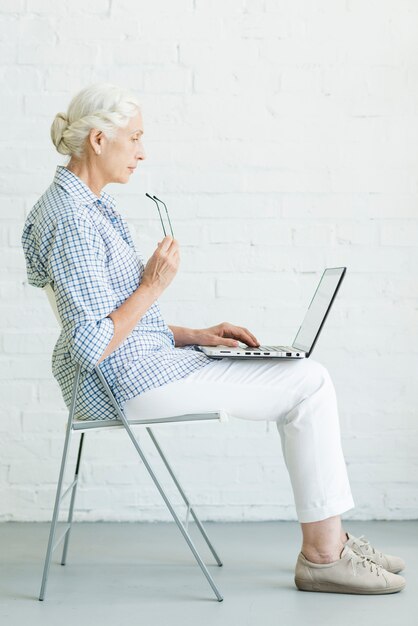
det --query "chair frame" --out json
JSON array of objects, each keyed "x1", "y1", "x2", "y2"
[{"x1": 39, "y1": 362, "x2": 224, "y2": 602}]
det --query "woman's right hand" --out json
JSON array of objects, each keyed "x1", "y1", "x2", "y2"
[{"x1": 140, "y1": 236, "x2": 180, "y2": 296}]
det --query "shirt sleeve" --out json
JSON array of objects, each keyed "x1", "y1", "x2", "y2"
[{"x1": 47, "y1": 212, "x2": 116, "y2": 370}]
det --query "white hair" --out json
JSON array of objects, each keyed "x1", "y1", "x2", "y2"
[{"x1": 50, "y1": 83, "x2": 141, "y2": 158}]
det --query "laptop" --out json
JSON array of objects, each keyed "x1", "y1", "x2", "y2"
[{"x1": 198, "y1": 267, "x2": 346, "y2": 360}]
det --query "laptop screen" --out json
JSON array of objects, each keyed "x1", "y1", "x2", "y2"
[{"x1": 292, "y1": 267, "x2": 346, "y2": 356}]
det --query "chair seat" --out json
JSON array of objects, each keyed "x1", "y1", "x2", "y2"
[{"x1": 72, "y1": 410, "x2": 228, "y2": 432}]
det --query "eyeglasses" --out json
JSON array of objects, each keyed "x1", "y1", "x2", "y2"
[{"x1": 145, "y1": 193, "x2": 174, "y2": 237}]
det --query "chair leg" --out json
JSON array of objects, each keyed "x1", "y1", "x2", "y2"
[
  {"x1": 38, "y1": 423, "x2": 73, "y2": 601},
  {"x1": 146, "y1": 427, "x2": 223, "y2": 567},
  {"x1": 39, "y1": 364, "x2": 81, "y2": 602},
  {"x1": 123, "y1": 420, "x2": 224, "y2": 601},
  {"x1": 61, "y1": 432, "x2": 85, "y2": 566},
  {"x1": 94, "y1": 365, "x2": 224, "y2": 602}
]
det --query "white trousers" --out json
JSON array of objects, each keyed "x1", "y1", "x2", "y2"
[{"x1": 124, "y1": 357, "x2": 355, "y2": 523}]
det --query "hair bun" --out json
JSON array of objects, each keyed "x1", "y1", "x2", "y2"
[
  {"x1": 57, "y1": 112, "x2": 68, "y2": 123},
  {"x1": 50, "y1": 111, "x2": 71, "y2": 155}
]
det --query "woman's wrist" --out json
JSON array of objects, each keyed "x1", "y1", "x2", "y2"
[
  {"x1": 169, "y1": 326, "x2": 200, "y2": 347},
  {"x1": 136, "y1": 281, "x2": 161, "y2": 302},
  {"x1": 185, "y1": 327, "x2": 200, "y2": 345}
]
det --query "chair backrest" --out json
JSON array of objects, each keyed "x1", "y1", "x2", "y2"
[
  {"x1": 42, "y1": 282, "x2": 121, "y2": 425},
  {"x1": 43, "y1": 283, "x2": 62, "y2": 327}
]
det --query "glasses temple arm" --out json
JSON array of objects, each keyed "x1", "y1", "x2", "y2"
[
  {"x1": 145, "y1": 193, "x2": 166, "y2": 236},
  {"x1": 153, "y1": 195, "x2": 174, "y2": 237}
]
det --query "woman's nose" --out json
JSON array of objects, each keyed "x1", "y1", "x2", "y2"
[{"x1": 137, "y1": 147, "x2": 146, "y2": 161}]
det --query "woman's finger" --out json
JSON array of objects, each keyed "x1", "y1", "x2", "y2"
[
  {"x1": 225, "y1": 325, "x2": 259, "y2": 346},
  {"x1": 159, "y1": 236, "x2": 174, "y2": 252},
  {"x1": 209, "y1": 334, "x2": 238, "y2": 347},
  {"x1": 219, "y1": 337, "x2": 239, "y2": 347},
  {"x1": 239, "y1": 326, "x2": 260, "y2": 346}
]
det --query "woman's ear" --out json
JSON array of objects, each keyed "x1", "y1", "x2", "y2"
[{"x1": 88, "y1": 128, "x2": 103, "y2": 155}]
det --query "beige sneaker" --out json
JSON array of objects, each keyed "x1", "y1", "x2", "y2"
[
  {"x1": 295, "y1": 545, "x2": 406, "y2": 595},
  {"x1": 345, "y1": 532, "x2": 405, "y2": 574}
]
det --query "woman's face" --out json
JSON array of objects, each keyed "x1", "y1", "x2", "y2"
[{"x1": 96, "y1": 110, "x2": 146, "y2": 184}]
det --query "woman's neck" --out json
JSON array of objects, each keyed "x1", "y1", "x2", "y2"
[{"x1": 66, "y1": 158, "x2": 105, "y2": 198}]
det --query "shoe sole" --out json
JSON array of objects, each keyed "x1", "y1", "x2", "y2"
[{"x1": 295, "y1": 578, "x2": 405, "y2": 595}]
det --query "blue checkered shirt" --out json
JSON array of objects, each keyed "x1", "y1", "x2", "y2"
[{"x1": 22, "y1": 166, "x2": 212, "y2": 420}]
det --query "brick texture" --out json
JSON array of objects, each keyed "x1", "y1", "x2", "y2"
[{"x1": 1, "y1": 0, "x2": 417, "y2": 522}]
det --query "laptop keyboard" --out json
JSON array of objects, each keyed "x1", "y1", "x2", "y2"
[{"x1": 254, "y1": 345, "x2": 293, "y2": 352}]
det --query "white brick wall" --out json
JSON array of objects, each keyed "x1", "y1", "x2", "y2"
[{"x1": 1, "y1": 0, "x2": 417, "y2": 522}]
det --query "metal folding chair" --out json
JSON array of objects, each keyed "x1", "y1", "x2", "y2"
[{"x1": 39, "y1": 284, "x2": 225, "y2": 602}]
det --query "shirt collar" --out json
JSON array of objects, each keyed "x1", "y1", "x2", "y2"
[{"x1": 53, "y1": 165, "x2": 115, "y2": 211}]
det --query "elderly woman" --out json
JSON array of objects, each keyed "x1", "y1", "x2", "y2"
[{"x1": 22, "y1": 83, "x2": 405, "y2": 595}]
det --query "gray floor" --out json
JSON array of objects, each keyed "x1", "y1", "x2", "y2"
[{"x1": 0, "y1": 521, "x2": 416, "y2": 626}]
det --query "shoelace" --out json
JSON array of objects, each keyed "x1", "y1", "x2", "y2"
[
  {"x1": 353, "y1": 535, "x2": 384, "y2": 559},
  {"x1": 347, "y1": 552, "x2": 384, "y2": 577}
]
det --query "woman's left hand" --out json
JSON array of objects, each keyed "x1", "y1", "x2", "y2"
[{"x1": 195, "y1": 322, "x2": 260, "y2": 348}]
